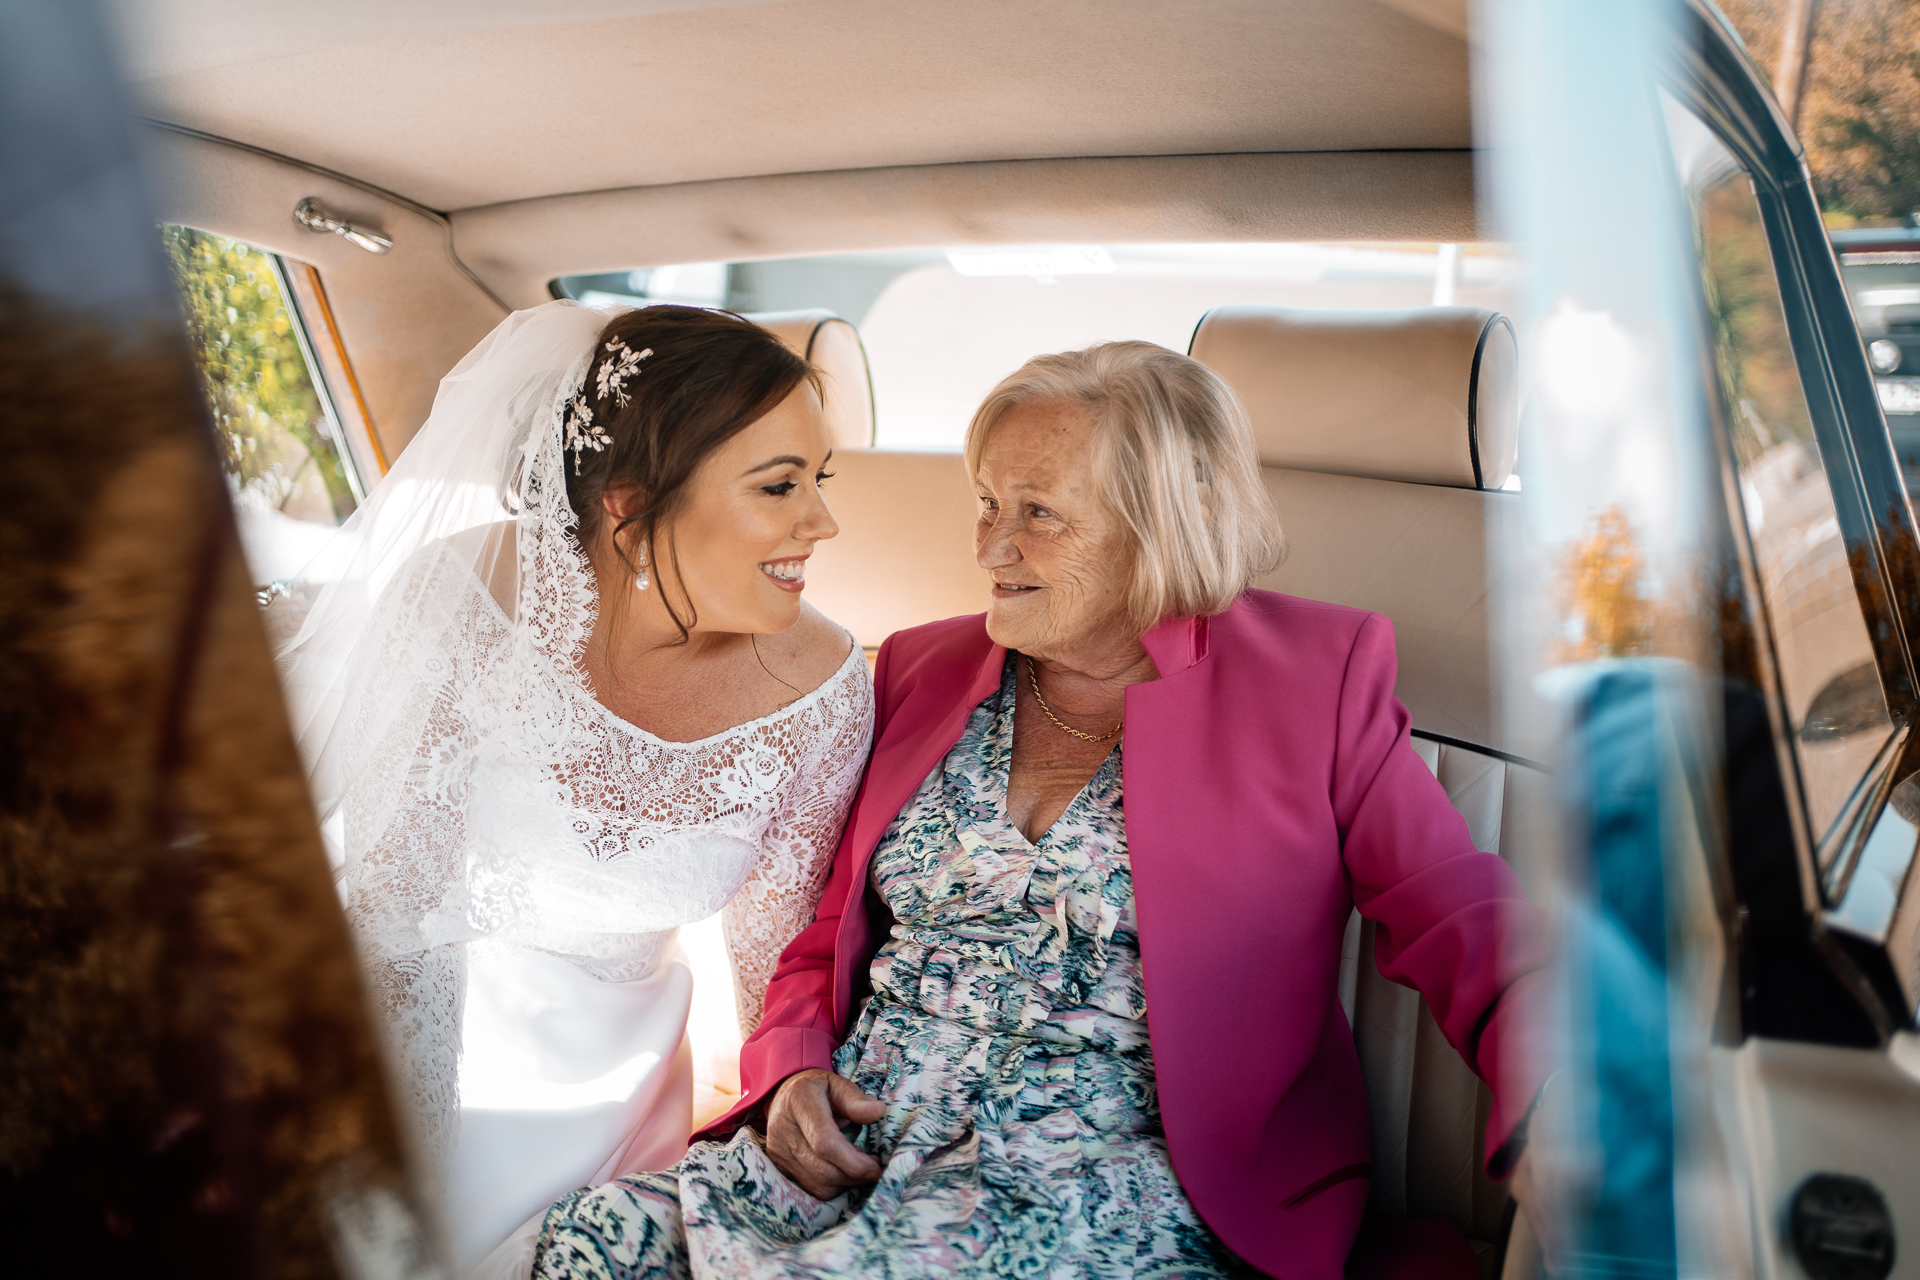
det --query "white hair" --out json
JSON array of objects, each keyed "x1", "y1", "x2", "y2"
[{"x1": 964, "y1": 341, "x2": 1285, "y2": 628}]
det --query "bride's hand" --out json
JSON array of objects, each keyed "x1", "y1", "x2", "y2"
[{"x1": 765, "y1": 1068, "x2": 885, "y2": 1199}]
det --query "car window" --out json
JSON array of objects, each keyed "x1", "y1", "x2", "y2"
[
  {"x1": 1665, "y1": 103, "x2": 1895, "y2": 840},
  {"x1": 557, "y1": 241, "x2": 1521, "y2": 453},
  {"x1": 161, "y1": 226, "x2": 367, "y2": 588}
]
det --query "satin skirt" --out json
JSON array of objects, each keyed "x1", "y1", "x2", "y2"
[{"x1": 447, "y1": 940, "x2": 694, "y2": 1276}]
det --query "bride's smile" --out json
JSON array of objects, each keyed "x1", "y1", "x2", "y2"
[{"x1": 757, "y1": 557, "x2": 808, "y2": 589}]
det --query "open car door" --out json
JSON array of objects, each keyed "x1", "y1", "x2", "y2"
[{"x1": 0, "y1": 5, "x2": 436, "y2": 1276}]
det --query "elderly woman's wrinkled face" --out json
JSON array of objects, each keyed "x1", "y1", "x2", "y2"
[{"x1": 974, "y1": 398, "x2": 1136, "y2": 664}]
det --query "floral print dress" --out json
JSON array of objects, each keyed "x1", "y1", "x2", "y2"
[{"x1": 530, "y1": 658, "x2": 1252, "y2": 1279}]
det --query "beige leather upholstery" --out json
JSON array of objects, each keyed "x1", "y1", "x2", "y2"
[
  {"x1": 1190, "y1": 305, "x2": 1517, "y2": 490},
  {"x1": 747, "y1": 310, "x2": 877, "y2": 450},
  {"x1": 803, "y1": 450, "x2": 983, "y2": 649},
  {"x1": 1198, "y1": 304, "x2": 1538, "y2": 1269},
  {"x1": 1256, "y1": 467, "x2": 1514, "y2": 752},
  {"x1": 1341, "y1": 746, "x2": 1551, "y2": 1268},
  {"x1": 809, "y1": 457, "x2": 1526, "y2": 752},
  {"x1": 802, "y1": 438, "x2": 1523, "y2": 761}
]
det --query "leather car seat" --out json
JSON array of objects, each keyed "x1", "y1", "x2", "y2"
[
  {"x1": 747, "y1": 308, "x2": 876, "y2": 448},
  {"x1": 1191, "y1": 304, "x2": 1539, "y2": 1278}
]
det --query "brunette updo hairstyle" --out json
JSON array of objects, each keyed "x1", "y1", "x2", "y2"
[{"x1": 564, "y1": 304, "x2": 819, "y2": 640}]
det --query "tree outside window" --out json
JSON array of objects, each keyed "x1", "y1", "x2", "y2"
[{"x1": 161, "y1": 226, "x2": 357, "y2": 586}]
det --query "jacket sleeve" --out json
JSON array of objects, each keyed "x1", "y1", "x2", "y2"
[
  {"x1": 1333, "y1": 612, "x2": 1552, "y2": 1172},
  {"x1": 694, "y1": 634, "x2": 895, "y2": 1141}
]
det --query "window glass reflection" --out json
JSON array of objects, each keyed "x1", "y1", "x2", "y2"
[
  {"x1": 1666, "y1": 102, "x2": 1893, "y2": 839},
  {"x1": 556, "y1": 241, "x2": 1522, "y2": 451},
  {"x1": 161, "y1": 226, "x2": 359, "y2": 585}
]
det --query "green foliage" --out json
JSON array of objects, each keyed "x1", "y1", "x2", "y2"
[
  {"x1": 159, "y1": 226, "x2": 356, "y2": 522},
  {"x1": 1721, "y1": 0, "x2": 1920, "y2": 225},
  {"x1": 1814, "y1": 31, "x2": 1920, "y2": 222}
]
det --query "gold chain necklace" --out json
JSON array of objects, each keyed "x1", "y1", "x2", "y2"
[{"x1": 1024, "y1": 655, "x2": 1123, "y2": 743}]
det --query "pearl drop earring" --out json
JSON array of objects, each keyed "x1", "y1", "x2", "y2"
[{"x1": 635, "y1": 539, "x2": 650, "y2": 591}]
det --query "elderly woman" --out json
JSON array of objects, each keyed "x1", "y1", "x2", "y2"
[{"x1": 525, "y1": 342, "x2": 1549, "y2": 1280}]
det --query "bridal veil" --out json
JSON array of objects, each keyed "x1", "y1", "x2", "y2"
[{"x1": 275, "y1": 300, "x2": 617, "y2": 1166}]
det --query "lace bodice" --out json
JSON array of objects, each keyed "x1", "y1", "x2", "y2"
[
  {"x1": 452, "y1": 610, "x2": 871, "y2": 976},
  {"x1": 466, "y1": 637, "x2": 873, "y2": 999},
  {"x1": 335, "y1": 544, "x2": 872, "y2": 1170}
]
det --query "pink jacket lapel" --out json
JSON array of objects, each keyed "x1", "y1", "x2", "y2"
[
  {"x1": 831, "y1": 612, "x2": 1202, "y2": 1029},
  {"x1": 831, "y1": 627, "x2": 1006, "y2": 1025}
]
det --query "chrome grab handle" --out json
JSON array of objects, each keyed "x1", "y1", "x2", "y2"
[{"x1": 293, "y1": 198, "x2": 393, "y2": 255}]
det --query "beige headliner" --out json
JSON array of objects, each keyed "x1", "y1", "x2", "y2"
[
  {"x1": 458, "y1": 150, "x2": 1479, "y2": 309},
  {"x1": 128, "y1": 0, "x2": 1483, "y2": 454},
  {"x1": 115, "y1": 0, "x2": 1472, "y2": 212}
]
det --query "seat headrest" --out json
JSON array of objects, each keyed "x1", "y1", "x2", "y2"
[
  {"x1": 1188, "y1": 305, "x2": 1518, "y2": 490},
  {"x1": 746, "y1": 309, "x2": 876, "y2": 448}
]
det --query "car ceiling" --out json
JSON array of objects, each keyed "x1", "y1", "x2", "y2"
[{"x1": 109, "y1": 0, "x2": 1473, "y2": 214}]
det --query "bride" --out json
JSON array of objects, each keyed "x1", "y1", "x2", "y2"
[{"x1": 275, "y1": 300, "x2": 873, "y2": 1274}]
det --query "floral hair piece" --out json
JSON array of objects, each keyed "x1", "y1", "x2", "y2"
[{"x1": 564, "y1": 336, "x2": 654, "y2": 474}]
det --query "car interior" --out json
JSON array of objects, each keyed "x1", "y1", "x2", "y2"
[{"x1": 93, "y1": 1, "x2": 1915, "y2": 1276}]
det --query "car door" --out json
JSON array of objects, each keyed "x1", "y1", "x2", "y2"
[
  {"x1": 0, "y1": 4, "x2": 435, "y2": 1276},
  {"x1": 1674, "y1": 15, "x2": 1920, "y2": 1277},
  {"x1": 1481, "y1": 2, "x2": 1920, "y2": 1276}
]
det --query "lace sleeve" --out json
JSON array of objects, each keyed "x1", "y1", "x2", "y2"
[
  {"x1": 720, "y1": 652, "x2": 875, "y2": 1036},
  {"x1": 337, "y1": 691, "x2": 473, "y2": 1184},
  {"x1": 327, "y1": 557, "x2": 501, "y2": 1183}
]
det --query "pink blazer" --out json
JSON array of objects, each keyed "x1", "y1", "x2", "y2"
[{"x1": 702, "y1": 591, "x2": 1550, "y2": 1278}]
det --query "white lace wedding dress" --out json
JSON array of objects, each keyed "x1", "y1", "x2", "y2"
[
  {"x1": 411, "y1": 621, "x2": 871, "y2": 1274},
  {"x1": 273, "y1": 302, "x2": 874, "y2": 1277}
]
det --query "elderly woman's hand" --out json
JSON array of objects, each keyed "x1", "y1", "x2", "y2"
[{"x1": 765, "y1": 1068, "x2": 886, "y2": 1200}]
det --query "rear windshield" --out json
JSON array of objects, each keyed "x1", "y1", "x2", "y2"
[{"x1": 554, "y1": 242, "x2": 1518, "y2": 450}]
